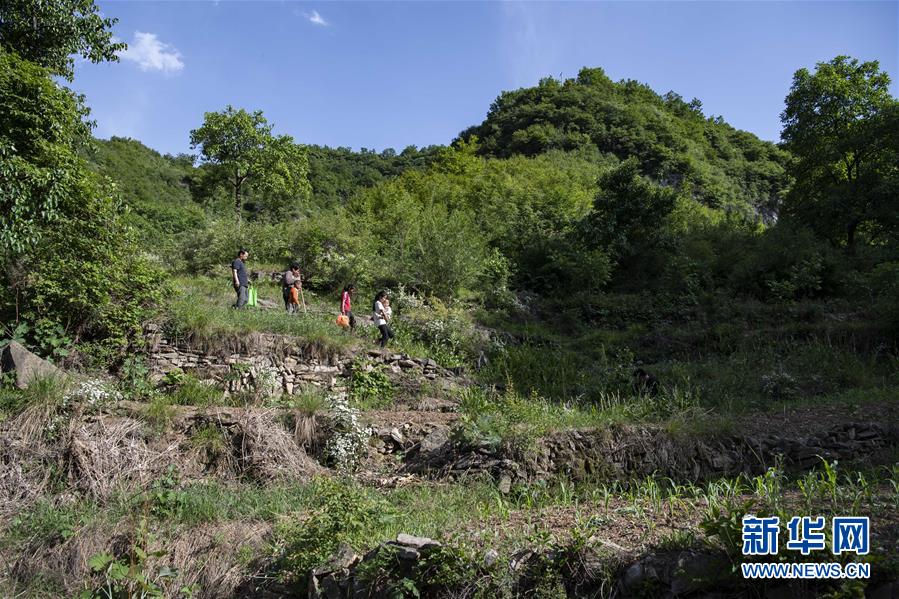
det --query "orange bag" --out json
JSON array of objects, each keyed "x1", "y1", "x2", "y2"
[{"x1": 336, "y1": 314, "x2": 350, "y2": 328}]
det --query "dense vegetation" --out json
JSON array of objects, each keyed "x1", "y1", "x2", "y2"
[{"x1": 459, "y1": 67, "x2": 791, "y2": 220}]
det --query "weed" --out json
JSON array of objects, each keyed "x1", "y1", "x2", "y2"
[
  {"x1": 144, "y1": 393, "x2": 176, "y2": 430},
  {"x1": 170, "y1": 375, "x2": 222, "y2": 407},
  {"x1": 81, "y1": 516, "x2": 171, "y2": 599},
  {"x1": 275, "y1": 477, "x2": 395, "y2": 583},
  {"x1": 349, "y1": 362, "x2": 393, "y2": 410},
  {"x1": 190, "y1": 424, "x2": 230, "y2": 460}
]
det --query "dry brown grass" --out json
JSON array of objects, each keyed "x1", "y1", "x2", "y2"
[
  {"x1": 293, "y1": 412, "x2": 317, "y2": 450},
  {"x1": 0, "y1": 433, "x2": 54, "y2": 520},
  {"x1": 11, "y1": 518, "x2": 271, "y2": 599},
  {"x1": 237, "y1": 410, "x2": 324, "y2": 481},
  {"x1": 67, "y1": 416, "x2": 180, "y2": 500}
]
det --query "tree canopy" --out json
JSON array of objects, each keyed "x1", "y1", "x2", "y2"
[
  {"x1": 459, "y1": 67, "x2": 789, "y2": 220},
  {"x1": 189, "y1": 106, "x2": 311, "y2": 222},
  {"x1": 0, "y1": 49, "x2": 90, "y2": 253},
  {"x1": 781, "y1": 56, "x2": 899, "y2": 247},
  {"x1": 0, "y1": 0, "x2": 124, "y2": 80}
]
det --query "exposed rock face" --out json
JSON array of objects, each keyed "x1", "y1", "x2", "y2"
[{"x1": 0, "y1": 341, "x2": 62, "y2": 389}]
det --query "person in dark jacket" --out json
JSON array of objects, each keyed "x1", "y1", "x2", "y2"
[{"x1": 231, "y1": 249, "x2": 250, "y2": 308}]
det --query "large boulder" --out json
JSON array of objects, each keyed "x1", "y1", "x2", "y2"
[{"x1": 0, "y1": 341, "x2": 62, "y2": 389}]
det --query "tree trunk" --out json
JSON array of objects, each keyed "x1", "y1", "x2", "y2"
[{"x1": 234, "y1": 172, "x2": 242, "y2": 226}]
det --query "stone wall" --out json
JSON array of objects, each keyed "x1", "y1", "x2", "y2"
[
  {"x1": 405, "y1": 421, "x2": 899, "y2": 486},
  {"x1": 143, "y1": 324, "x2": 466, "y2": 396}
]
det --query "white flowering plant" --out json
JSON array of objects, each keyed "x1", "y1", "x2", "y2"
[
  {"x1": 323, "y1": 393, "x2": 372, "y2": 471},
  {"x1": 64, "y1": 378, "x2": 122, "y2": 409}
]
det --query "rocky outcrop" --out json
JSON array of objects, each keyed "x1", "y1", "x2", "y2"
[{"x1": 0, "y1": 341, "x2": 62, "y2": 389}]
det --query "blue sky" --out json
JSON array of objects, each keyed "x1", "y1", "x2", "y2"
[{"x1": 73, "y1": 1, "x2": 898, "y2": 156}]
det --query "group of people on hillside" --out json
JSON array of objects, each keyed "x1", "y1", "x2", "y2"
[{"x1": 230, "y1": 249, "x2": 394, "y2": 347}]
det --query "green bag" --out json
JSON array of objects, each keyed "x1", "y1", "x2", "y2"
[{"x1": 247, "y1": 286, "x2": 258, "y2": 307}]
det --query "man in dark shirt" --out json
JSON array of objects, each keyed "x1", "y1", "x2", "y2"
[{"x1": 231, "y1": 249, "x2": 250, "y2": 308}]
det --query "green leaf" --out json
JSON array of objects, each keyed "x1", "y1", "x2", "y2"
[{"x1": 88, "y1": 551, "x2": 114, "y2": 572}]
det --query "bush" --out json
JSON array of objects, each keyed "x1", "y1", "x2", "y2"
[
  {"x1": 14, "y1": 185, "x2": 166, "y2": 360},
  {"x1": 275, "y1": 477, "x2": 394, "y2": 582}
]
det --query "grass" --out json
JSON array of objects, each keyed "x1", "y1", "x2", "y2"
[
  {"x1": 163, "y1": 276, "x2": 473, "y2": 365},
  {"x1": 170, "y1": 374, "x2": 223, "y2": 407},
  {"x1": 5, "y1": 459, "x2": 897, "y2": 597},
  {"x1": 164, "y1": 276, "x2": 357, "y2": 352},
  {"x1": 2, "y1": 374, "x2": 71, "y2": 441},
  {"x1": 190, "y1": 424, "x2": 230, "y2": 456},
  {"x1": 478, "y1": 294, "x2": 898, "y2": 417}
]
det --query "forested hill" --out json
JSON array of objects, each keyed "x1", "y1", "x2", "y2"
[
  {"x1": 87, "y1": 137, "x2": 443, "y2": 214},
  {"x1": 305, "y1": 144, "x2": 442, "y2": 206},
  {"x1": 459, "y1": 67, "x2": 790, "y2": 219}
]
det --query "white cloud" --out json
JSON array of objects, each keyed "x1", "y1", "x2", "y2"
[
  {"x1": 305, "y1": 10, "x2": 329, "y2": 26},
  {"x1": 118, "y1": 32, "x2": 184, "y2": 75}
]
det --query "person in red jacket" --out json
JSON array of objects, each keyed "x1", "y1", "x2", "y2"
[{"x1": 340, "y1": 284, "x2": 356, "y2": 329}]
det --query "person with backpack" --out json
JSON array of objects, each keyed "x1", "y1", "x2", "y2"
[
  {"x1": 340, "y1": 284, "x2": 356, "y2": 330},
  {"x1": 373, "y1": 290, "x2": 394, "y2": 348},
  {"x1": 282, "y1": 262, "x2": 302, "y2": 311}
]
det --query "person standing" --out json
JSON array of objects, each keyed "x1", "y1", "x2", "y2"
[
  {"x1": 287, "y1": 279, "x2": 303, "y2": 314},
  {"x1": 340, "y1": 284, "x2": 356, "y2": 329},
  {"x1": 282, "y1": 262, "x2": 302, "y2": 311},
  {"x1": 231, "y1": 249, "x2": 250, "y2": 308},
  {"x1": 373, "y1": 290, "x2": 394, "y2": 348}
]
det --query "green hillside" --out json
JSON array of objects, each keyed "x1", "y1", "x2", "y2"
[
  {"x1": 85, "y1": 137, "x2": 205, "y2": 242},
  {"x1": 460, "y1": 67, "x2": 790, "y2": 219}
]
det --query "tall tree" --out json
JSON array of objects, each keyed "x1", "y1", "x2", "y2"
[
  {"x1": 189, "y1": 106, "x2": 310, "y2": 222},
  {"x1": 0, "y1": 0, "x2": 125, "y2": 80},
  {"x1": 781, "y1": 56, "x2": 898, "y2": 247},
  {"x1": 0, "y1": 49, "x2": 90, "y2": 253}
]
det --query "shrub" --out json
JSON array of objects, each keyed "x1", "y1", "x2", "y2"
[
  {"x1": 275, "y1": 477, "x2": 394, "y2": 582},
  {"x1": 349, "y1": 362, "x2": 393, "y2": 410}
]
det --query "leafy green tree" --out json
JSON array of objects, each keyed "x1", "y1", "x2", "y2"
[
  {"x1": 0, "y1": 49, "x2": 163, "y2": 358},
  {"x1": 581, "y1": 158, "x2": 678, "y2": 258},
  {"x1": 0, "y1": 0, "x2": 124, "y2": 80},
  {"x1": 189, "y1": 106, "x2": 311, "y2": 222},
  {"x1": 781, "y1": 56, "x2": 899, "y2": 248},
  {"x1": 0, "y1": 49, "x2": 90, "y2": 254}
]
